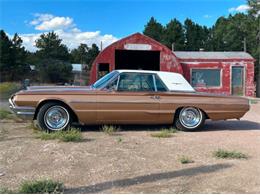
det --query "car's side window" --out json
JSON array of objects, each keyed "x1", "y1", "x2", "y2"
[
  {"x1": 155, "y1": 74, "x2": 167, "y2": 91},
  {"x1": 117, "y1": 73, "x2": 155, "y2": 92},
  {"x1": 106, "y1": 77, "x2": 118, "y2": 90}
]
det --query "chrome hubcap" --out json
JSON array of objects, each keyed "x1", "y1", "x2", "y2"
[
  {"x1": 179, "y1": 107, "x2": 202, "y2": 128},
  {"x1": 44, "y1": 106, "x2": 69, "y2": 131}
]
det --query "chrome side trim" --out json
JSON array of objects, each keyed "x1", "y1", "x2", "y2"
[
  {"x1": 9, "y1": 98, "x2": 35, "y2": 120},
  {"x1": 70, "y1": 100, "x2": 96, "y2": 104},
  {"x1": 98, "y1": 101, "x2": 156, "y2": 104}
]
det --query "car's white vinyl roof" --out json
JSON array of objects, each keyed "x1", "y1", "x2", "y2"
[{"x1": 116, "y1": 69, "x2": 195, "y2": 92}]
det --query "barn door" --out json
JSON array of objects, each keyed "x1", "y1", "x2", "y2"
[
  {"x1": 98, "y1": 63, "x2": 110, "y2": 79},
  {"x1": 232, "y1": 66, "x2": 244, "y2": 96}
]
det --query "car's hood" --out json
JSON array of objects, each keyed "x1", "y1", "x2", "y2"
[
  {"x1": 16, "y1": 85, "x2": 95, "y2": 95},
  {"x1": 28, "y1": 85, "x2": 93, "y2": 91}
]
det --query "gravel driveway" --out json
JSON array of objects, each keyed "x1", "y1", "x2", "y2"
[{"x1": 0, "y1": 102, "x2": 260, "y2": 193}]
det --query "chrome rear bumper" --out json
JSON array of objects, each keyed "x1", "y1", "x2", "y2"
[{"x1": 9, "y1": 97, "x2": 35, "y2": 120}]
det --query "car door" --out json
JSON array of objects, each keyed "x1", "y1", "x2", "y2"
[
  {"x1": 96, "y1": 72, "x2": 160, "y2": 124},
  {"x1": 153, "y1": 74, "x2": 178, "y2": 124}
]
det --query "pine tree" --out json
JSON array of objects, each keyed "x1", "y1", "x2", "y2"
[
  {"x1": 35, "y1": 32, "x2": 72, "y2": 83},
  {"x1": 143, "y1": 17, "x2": 164, "y2": 42},
  {"x1": 164, "y1": 19, "x2": 185, "y2": 50}
]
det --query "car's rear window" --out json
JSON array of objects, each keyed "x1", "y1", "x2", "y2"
[{"x1": 155, "y1": 75, "x2": 167, "y2": 91}]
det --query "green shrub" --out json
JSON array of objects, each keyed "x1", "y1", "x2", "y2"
[
  {"x1": 0, "y1": 109, "x2": 12, "y2": 119},
  {"x1": 179, "y1": 156, "x2": 194, "y2": 164},
  {"x1": 37, "y1": 128, "x2": 82, "y2": 142},
  {"x1": 0, "y1": 82, "x2": 20, "y2": 99},
  {"x1": 38, "y1": 132, "x2": 59, "y2": 140},
  {"x1": 28, "y1": 121, "x2": 40, "y2": 132},
  {"x1": 117, "y1": 137, "x2": 123, "y2": 143},
  {"x1": 101, "y1": 125, "x2": 120, "y2": 135},
  {"x1": 164, "y1": 127, "x2": 177, "y2": 133},
  {"x1": 19, "y1": 179, "x2": 64, "y2": 194},
  {"x1": 213, "y1": 149, "x2": 247, "y2": 159},
  {"x1": 151, "y1": 128, "x2": 177, "y2": 138},
  {"x1": 0, "y1": 187, "x2": 14, "y2": 194},
  {"x1": 59, "y1": 129, "x2": 82, "y2": 142}
]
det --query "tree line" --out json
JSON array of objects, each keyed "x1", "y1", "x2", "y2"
[
  {"x1": 144, "y1": 14, "x2": 258, "y2": 53},
  {"x1": 0, "y1": 31, "x2": 99, "y2": 83}
]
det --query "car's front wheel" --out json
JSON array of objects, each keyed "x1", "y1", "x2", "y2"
[
  {"x1": 37, "y1": 103, "x2": 71, "y2": 132},
  {"x1": 175, "y1": 107, "x2": 205, "y2": 131}
]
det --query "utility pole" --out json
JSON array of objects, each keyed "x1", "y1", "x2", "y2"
[
  {"x1": 171, "y1": 42, "x2": 175, "y2": 52},
  {"x1": 100, "y1": 41, "x2": 103, "y2": 51}
]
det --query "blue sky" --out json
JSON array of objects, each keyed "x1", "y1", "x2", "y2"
[{"x1": 0, "y1": 0, "x2": 249, "y2": 51}]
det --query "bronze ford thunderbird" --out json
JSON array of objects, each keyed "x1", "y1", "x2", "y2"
[{"x1": 9, "y1": 70, "x2": 249, "y2": 131}]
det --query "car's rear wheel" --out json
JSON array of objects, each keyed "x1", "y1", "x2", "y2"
[
  {"x1": 37, "y1": 103, "x2": 71, "y2": 132},
  {"x1": 175, "y1": 107, "x2": 205, "y2": 131}
]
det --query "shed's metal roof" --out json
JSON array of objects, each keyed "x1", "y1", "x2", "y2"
[{"x1": 173, "y1": 51, "x2": 254, "y2": 60}]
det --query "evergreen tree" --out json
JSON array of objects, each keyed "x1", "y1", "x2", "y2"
[
  {"x1": 70, "y1": 43, "x2": 89, "y2": 64},
  {"x1": 35, "y1": 31, "x2": 69, "y2": 61},
  {"x1": 86, "y1": 43, "x2": 99, "y2": 69},
  {"x1": 164, "y1": 19, "x2": 185, "y2": 50},
  {"x1": 0, "y1": 30, "x2": 13, "y2": 81},
  {"x1": 70, "y1": 43, "x2": 99, "y2": 70},
  {"x1": 11, "y1": 33, "x2": 29, "y2": 80},
  {"x1": 35, "y1": 32, "x2": 72, "y2": 83},
  {"x1": 143, "y1": 17, "x2": 164, "y2": 42},
  {"x1": 184, "y1": 19, "x2": 209, "y2": 51},
  {"x1": 184, "y1": 19, "x2": 198, "y2": 50}
]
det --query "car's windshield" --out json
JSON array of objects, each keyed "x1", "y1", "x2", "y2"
[{"x1": 92, "y1": 71, "x2": 119, "y2": 89}]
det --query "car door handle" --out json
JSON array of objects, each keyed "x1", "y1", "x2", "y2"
[
  {"x1": 155, "y1": 95, "x2": 160, "y2": 99},
  {"x1": 150, "y1": 95, "x2": 160, "y2": 100}
]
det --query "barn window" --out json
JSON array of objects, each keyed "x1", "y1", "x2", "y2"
[{"x1": 191, "y1": 69, "x2": 221, "y2": 87}]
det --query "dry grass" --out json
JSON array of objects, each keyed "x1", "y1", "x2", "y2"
[
  {"x1": 19, "y1": 179, "x2": 64, "y2": 194},
  {"x1": 36, "y1": 128, "x2": 83, "y2": 142},
  {"x1": 0, "y1": 109, "x2": 12, "y2": 119},
  {"x1": 179, "y1": 156, "x2": 194, "y2": 164},
  {"x1": 101, "y1": 125, "x2": 120, "y2": 135},
  {"x1": 213, "y1": 149, "x2": 248, "y2": 159},
  {"x1": 0, "y1": 82, "x2": 20, "y2": 99},
  {"x1": 0, "y1": 179, "x2": 64, "y2": 194},
  {"x1": 116, "y1": 137, "x2": 123, "y2": 143},
  {"x1": 151, "y1": 128, "x2": 177, "y2": 138}
]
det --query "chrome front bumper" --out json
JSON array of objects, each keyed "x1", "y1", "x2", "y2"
[{"x1": 9, "y1": 97, "x2": 35, "y2": 120}]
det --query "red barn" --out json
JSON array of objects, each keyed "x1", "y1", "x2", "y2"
[{"x1": 90, "y1": 33, "x2": 255, "y2": 96}]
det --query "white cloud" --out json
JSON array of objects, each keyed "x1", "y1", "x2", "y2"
[
  {"x1": 15, "y1": 13, "x2": 119, "y2": 52},
  {"x1": 17, "y1": 30, "x2": 118, "y2": 52},
  {"x1": 30, "y1": 13, "x2": 54, "y2": 26},
  {"x1": 19, "y1": 33, "x2": 41, "y2": 52},
  {"x1": 228, "y1": 4, "x2": 250, "y2": 13},
  {"x1": 35, "y1": 16, "x2": 74, "y2": 30},
  {"x1": 203, "y1": 14, "x2": 212, "y2": 18},
  {"x1": 30, "y1": 13, "x2": 74, "y2": 31}
]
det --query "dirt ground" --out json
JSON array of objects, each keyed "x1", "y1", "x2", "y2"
[{"x1": 0, "y1": 102, "x2": 260, "y2": 193}]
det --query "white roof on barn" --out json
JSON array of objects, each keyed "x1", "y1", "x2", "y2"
[{"x1": 173, "y1": 51, "x2": 254, "y2": 60}]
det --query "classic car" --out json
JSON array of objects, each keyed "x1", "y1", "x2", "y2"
[{"x1": 9, "y1": 70, "x2": 250, "y2": 131}]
